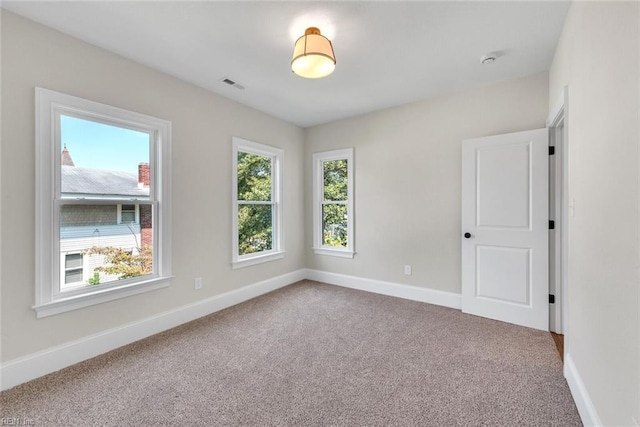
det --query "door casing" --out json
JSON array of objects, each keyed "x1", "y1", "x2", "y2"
[{"x1": 547, "y1": 86, "x2": 569, "y2": 338}]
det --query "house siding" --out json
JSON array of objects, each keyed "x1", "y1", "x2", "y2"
[{"x1": 61, "y1": 205, "x2": 117, "y2": 226}]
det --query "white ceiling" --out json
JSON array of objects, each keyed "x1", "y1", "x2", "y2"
[{"x1": 2, "y1": 1, "x2": 570, "y2": 128}]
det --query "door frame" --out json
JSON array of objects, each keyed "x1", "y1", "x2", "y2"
[{"x1": 546, "y1": 86, "x2": 569, "y2": 341}]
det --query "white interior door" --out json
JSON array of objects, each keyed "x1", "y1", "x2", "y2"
[{"x1": 461, "y1": 128, "x2": 549, "y2": 331}]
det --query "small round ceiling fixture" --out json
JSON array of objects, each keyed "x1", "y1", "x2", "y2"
[
  {"x1": 481, "y1": 53, "x2": 497, "y2": 65},
  {"x1": 291, "y1": 27, "x2": 336, "y2": 79}
]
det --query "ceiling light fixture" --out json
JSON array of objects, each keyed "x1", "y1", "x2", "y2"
[{"x1": 291, "y1": 27, "x2": 336, "y2": 79}]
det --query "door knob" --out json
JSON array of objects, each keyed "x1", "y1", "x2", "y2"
[{"x1": 464, "y1": 232, "x2": 471, "y2": 238}]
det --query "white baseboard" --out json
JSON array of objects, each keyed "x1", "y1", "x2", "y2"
[
  {"x1": 0, "y1": 269, "x2": 306, "y2": 391},
  {"x1": 305, "y1": 269, "x2": 462, "y2": 310},
  {"x1": 564, "y1": 353, "x2": 603, "y2": 426}
]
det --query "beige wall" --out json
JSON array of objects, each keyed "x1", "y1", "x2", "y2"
[
  {"x1": 0, "y1": 12, "x2": 306, "y2": 362},
  {"x1": 304, "y1": 73, "x2": 549, "y2": 294},
  {"x1": 549, "y1": 2, "x2": 639, "y2": 425}
]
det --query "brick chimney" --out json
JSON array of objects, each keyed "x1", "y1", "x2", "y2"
[
  {"x1": 138, "y1": 163, "x2": 150, "y2": 187},
  {"x1": 137, "y1": 162, "x2": 152, "y2": 249}
]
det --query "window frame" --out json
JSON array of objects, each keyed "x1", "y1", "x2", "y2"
[
  {"x1": 312, "y1": 148, "x2": 355, "y2": 258},
  {"x1": 35, "y1": 88, "x2": 172, "y2": 318},
  {"x1": 231, "y1": 137, "x2": 284, "y2": 269}
]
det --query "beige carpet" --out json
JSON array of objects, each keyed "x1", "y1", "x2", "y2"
[{"x1": 1, "y1": 280, "x2": 581, "y2": 426}]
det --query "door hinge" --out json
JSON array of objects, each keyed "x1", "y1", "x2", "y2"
[
  {"x1": 549, "y1": 220, "x2": 555, "y2": 230},
  {"x1": 549, "y1": 294, "x2": 555, "y2": 304},
  {"x1": 549, "y1": 146, "x2": 556, "y2": 155}
]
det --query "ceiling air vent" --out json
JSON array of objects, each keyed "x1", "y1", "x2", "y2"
[{"x1": 219, "y1": 77, "x2": 245, "y2": 90}]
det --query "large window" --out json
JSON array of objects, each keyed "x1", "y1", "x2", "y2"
[
  {"x1": 312, "y1": 148, "x2": 354, "y2": 258},
  {"x1": 35, "y1": 88, "x2": 172, "y2": 317},
  {"x1": 232, "y1": 137, "x2": 283, "y2": 268}
]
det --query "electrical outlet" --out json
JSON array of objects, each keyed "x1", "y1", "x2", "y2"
[
  {"x1": 404, "y1": 265, "x2": 412, "y2": 275},
  {"x1": 194, "y1": 277, "x2": 202, "y2": 290}
]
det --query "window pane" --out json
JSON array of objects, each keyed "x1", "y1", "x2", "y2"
[
  {"x1": 237, "y1": 152, "x2": 272, "y2": 201},
  {"x1": 121, "y1": 204, "x2": 136, "y2": 223},
  {"x1": 65, "y1": 269, "x2": 83, "y2": 284},
  {"x1": 60, "y1": 115, "x2": 151, "y2": 200},
  {"x1": 121, "y1": 211, "x2": 136, "y2": 223},
  {"x1": 59, "y1": 204, "x2": 153, "y2": 291},
  {"x1": 65, "y1": 253, "x2": 83, "y2": 269},
  {"x1": 323, "y1": 159, "x2": 348, "y2": 201},
  {"x1": 238, "y1": 204, "x2": 273, "y2": 255},
  {"x1": 322, "y1": 204, "x2": 348, "y2": 247}
]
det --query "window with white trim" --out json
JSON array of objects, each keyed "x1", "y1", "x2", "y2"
[
  {"x1": 64, "y1": 253, "x2": 84, "y2": 285},
  {"x1": 232, "y1": 137, "x2": 284, "y2": 268},
  {"x1": 118, "y1": 204, "x2": 139, "y2": 224},
  {"x1": 35, "y1": 88, "x2": 172, "y2": 318},
  {"x1": 312, "y1": 148, "x2": 354, "y2": 258}
]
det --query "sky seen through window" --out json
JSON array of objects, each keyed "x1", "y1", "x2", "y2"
[{"x1": 61, "y1": 115, "x2": 150, "y2": 173}]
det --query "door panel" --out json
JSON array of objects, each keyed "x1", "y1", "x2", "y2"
[
  {"x1": 462, "y1": 128, "x2": 548, "y2": 331},
  {"x1": 477, "y1": 143, "x2": 531, "y2": 228},
  {"x1": 476, "y1": 245, "x2": 530, "y2": 305}
]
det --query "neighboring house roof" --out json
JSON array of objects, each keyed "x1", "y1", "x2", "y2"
[{"x1": 62, "y1": 165, "x2": 149, "y2": 198}]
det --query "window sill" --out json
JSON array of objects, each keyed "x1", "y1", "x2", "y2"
[
  {"x1": 232, "y1": 251, "x2": 285, "y2": 269},
  {"x1": 33, "y1": 276, "x2": 172, "y2": 318},
  {"x1": 313, "y1": 247, "x2": 355, "y2": 258}
]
